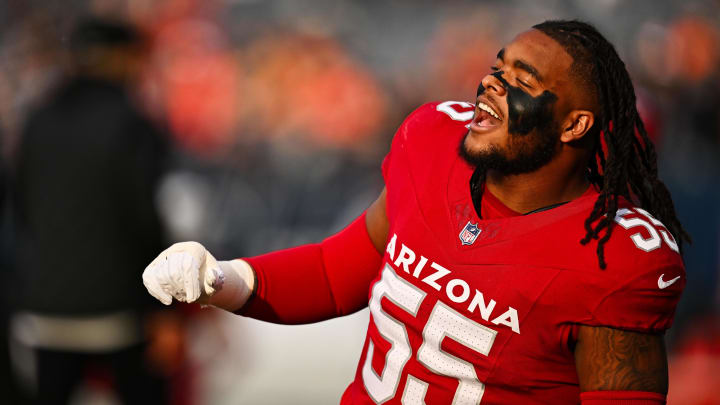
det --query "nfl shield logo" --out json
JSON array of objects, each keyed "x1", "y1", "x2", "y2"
[{"x1": 459, "y1": 221, "x2": 481, "y2": 245}]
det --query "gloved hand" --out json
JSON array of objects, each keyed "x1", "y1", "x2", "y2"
[{"x1": 142, "y1": 241, "x2": 223, "y2": 305}]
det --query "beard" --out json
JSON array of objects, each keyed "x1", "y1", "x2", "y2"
[{"x1": 459, "y1": 125, "x2": 560, "y2": 176}]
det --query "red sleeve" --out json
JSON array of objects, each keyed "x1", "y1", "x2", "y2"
[
  {"x1": 240, "y1": 213, "x2": 383, "y2": 324},
  {"x1": 567, "y1": 203, "x2": 687, "y2": 333},
  {"x1": 589, "y1": 263, "x2": 684, "y2": 333},
  {"x1": 580, "y1": 390, "x2": 666, "y2": 404}
]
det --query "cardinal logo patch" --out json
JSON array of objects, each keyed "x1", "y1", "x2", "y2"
[{"x1": 459, "y1": 221, "x2": 481, "y2": 245}]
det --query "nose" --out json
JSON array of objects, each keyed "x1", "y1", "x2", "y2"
[{"x1": 480, "y1": 71, "x2": 506, "y2": 97}]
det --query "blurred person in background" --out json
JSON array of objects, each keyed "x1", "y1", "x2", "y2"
[
  {"x1": 10, "y1": 17, "x2": 171, "y2": 405},
  {"x1": 143, "y1": 20, "x2": 690, "y2": 405}
]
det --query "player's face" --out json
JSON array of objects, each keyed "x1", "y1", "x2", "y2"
[{"x1": 460, "y1": 29, "x2": 575, "y2": 174}]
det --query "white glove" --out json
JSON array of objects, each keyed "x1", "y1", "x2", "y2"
[
  {"x1": 142, "y1": 241, "x2": 255, "y2": 311},
  {"x1": 142, "y1": 241, "x2": 222, "y2": 305}
]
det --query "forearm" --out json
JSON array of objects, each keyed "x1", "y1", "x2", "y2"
[{"x1": 238, "y1": 212, "x2": 383, "y2": 324}]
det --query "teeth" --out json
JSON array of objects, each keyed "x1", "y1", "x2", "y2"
[{"x1": 478, "y1": 102, "x2": 500, "y2": 120}]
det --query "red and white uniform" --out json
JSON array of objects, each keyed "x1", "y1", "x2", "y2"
[{"x1": 340, "y1": 102, "x2": 685, "y2": 404}]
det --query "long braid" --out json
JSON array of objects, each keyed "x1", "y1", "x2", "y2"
[{"x1": 533, "y1": 20, "x2": 691, "y2": 269}]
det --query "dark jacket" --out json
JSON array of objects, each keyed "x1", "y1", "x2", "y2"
[{"x1": 13, "y1": 76, "x2": 167, "y2": 315}]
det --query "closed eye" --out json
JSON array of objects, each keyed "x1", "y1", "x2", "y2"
[{"x1": 490, "y1": 66, "x2": 532, "y2": 89}]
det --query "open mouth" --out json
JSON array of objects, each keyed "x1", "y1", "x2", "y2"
[{"x1": 470, "y1": 101, "x2": 502, "y2": 131}]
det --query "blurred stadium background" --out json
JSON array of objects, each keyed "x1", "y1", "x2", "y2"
[{"x1": 0, "y1": 0, "x2": 718, "y2": 404}]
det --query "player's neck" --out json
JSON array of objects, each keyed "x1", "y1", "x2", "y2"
[{"x1": 485, "y1": 160, "x2": 590, "y2": 215}]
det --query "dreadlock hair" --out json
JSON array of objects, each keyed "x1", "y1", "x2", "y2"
[{"x1": 532, "y1": 20, "x2": 690, "y2": 269}]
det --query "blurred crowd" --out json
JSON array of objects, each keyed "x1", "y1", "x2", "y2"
[{"x1": 0, "y1": 0, "x2": 717, "y2": 404}]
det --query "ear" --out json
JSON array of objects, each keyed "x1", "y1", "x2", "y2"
[{"x1": 560, "y1": 110, "x2": 594, "y2": 143}]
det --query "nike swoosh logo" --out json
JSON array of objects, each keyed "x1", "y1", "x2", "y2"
[{"x1": 658, "y1": 274, "x2": 681, "y2": 289}]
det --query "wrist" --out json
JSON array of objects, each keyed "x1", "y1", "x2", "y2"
[{"x1": 205, "y1": 259, "x2": 255, "y2": 312}]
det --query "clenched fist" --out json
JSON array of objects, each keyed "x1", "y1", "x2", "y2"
[
  {"x1": 142, "y1": 242, "x2": 254, "y2": 311},
  {"x1": 142, "y1": 241, "x2": 223, "y2": 305}
]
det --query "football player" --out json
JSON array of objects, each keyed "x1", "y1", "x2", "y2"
[{"x1": 143, "y1": 20, "x2": 689, "y2": 404}]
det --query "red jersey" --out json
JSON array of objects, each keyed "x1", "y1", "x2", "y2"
[{"x1": 340, "y1": 102, "x2": 685, "y2": 404}]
